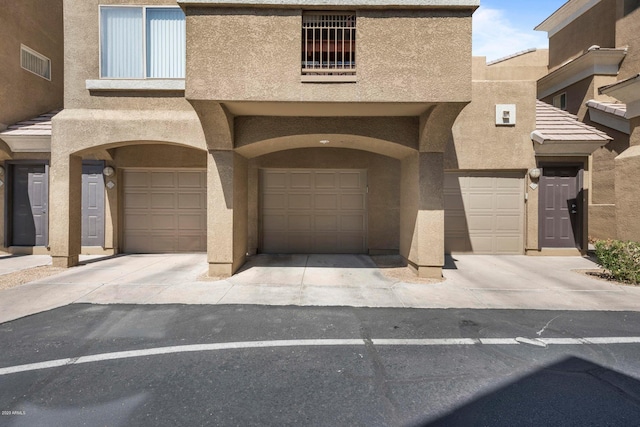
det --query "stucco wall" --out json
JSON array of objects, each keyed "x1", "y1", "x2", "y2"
[
  {"x1": 250, "y1": 148, "x2": 401, "y2": 254},
  {"x1": 186, "y1": 7, "x2": 473, "y2": 103},
  {"x1": 616, "y1": 2, "x2": 640, "y2": 80},
  {"x1": 63, "y1": 0, "x2": 191, "y2": 112},
  {"x1": 447, "y1": 80, "x2": 537, "y2": 170},
  {"x1": 540, "y1": 75, "x2": 618, "y2": 119},
  {"x1": 0, "y1": 0, "x2": 63, "y2": 128},
  {"x1": 548, "y1": 0, "x2": 617, "y2": 72},
  {"x1": 475, "y1": 50, "x2": 549, "y2": 82}
]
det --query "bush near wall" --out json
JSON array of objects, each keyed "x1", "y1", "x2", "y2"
[{"x1": 594, "y1": 240, "x2": 640, "y2": 285}]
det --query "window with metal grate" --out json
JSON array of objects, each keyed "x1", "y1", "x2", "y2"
[{"x1": 302, "y1": 12, "x2": 356, "y2": 82}]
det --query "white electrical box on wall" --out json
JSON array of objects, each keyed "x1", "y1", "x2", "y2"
[{"x1": 496, "y1": 104, "x2": 516, "y2": 126}]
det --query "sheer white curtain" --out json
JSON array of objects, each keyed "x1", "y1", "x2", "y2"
[
  {"x1": 100, "y1": 7, "x2": 144, "y2": 78},
  {"x1": 146, "y1": 9, "x2": 186, "y2": 78}
]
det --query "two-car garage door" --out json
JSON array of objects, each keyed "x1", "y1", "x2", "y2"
[
  {"x1": 123, "y1": 169, "x2": 207, "y2": 253},
  {"x1": 445, "y1": 172, "x2": 524, "y2": 255}
]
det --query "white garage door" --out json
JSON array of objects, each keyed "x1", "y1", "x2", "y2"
[
  {"x1": 445, "y1": 172, "x2": 524, "y2": 255},
  {"x1": 123, "y1": 169, "x2": 206, "y2": 253},
  {"x1": 261, "y1": 169, "x2": 367, "y2": 254}
]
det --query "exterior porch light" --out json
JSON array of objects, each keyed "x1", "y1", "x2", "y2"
[
  {"x1": 0, "y1": 165, "x2": 4, "y2": 176},
  {"x1": 529, "y1": 168, "x2": 541, "y2": 180},
  {"x1": 103, "y1": 166, "x2": 115, "y2": 177}
]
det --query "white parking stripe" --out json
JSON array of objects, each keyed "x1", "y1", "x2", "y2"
[{"x1": 2, "y1": 337, "x2": 640, "y2": 376}]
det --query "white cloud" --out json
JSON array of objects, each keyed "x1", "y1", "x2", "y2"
[{"x1": 473, "y1": 8, "x2": 549, "y2": 61}]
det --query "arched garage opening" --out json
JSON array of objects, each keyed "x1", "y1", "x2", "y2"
[{"x1": 75, "y1": 141, "x2": 208, "y2": 255}]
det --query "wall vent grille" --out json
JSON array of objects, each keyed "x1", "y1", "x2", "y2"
[{"x1": 20, "y1": 45, "x2": 51, "y2": 80}]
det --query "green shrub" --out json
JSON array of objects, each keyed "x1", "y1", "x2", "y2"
[{"x1": 594, "y1": 239, "x2": 640, "y2": 285}]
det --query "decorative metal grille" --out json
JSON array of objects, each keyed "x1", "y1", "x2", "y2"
[
  {"x1": 20, "y1": 45, "x2": 51, "y2": 80},
  {"x1": 302, "y1": 13, "x2": 356, "y2": 76}
]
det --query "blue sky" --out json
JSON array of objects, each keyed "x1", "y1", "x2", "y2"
[{"x1": 473, "y1": 0, "x2": 567, "y2": 60}]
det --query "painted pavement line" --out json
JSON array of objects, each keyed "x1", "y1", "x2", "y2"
[{"x1": 2, "y1": 337, "x2": 640, "y2": 376}]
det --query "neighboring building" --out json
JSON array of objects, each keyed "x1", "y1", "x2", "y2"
[
  {"x1": 1, "y1": 0, "x2": 621, "y2": 278},
  {"x1": 536, "y1": 0, "x2": 640, "y2": 242},
  {"x1": 0, "y1": 1, "x2": 64, "y2": 254}
]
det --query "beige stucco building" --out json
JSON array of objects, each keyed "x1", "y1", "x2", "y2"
[
  {"x1": 1, "y1": 0, "x2": 627, "y2": 280},
  {"x1": 0, "y1": 0, "x2": 63, "y2": 255},
  {"x1": 536, "y1": 0, "x2": 640, "y2": 243}
]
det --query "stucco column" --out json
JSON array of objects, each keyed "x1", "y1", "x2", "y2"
[
  {"x1": 50, "y1": 153, "x2": 82, "y2": 267},
  {"x1": 400, "y1": 151, "x2": 445, "y2": 278},
  {"x1": 615, "y1": 116, "x2": 640, "y2": 242},
  {"x1": 207, "y1": 150, "x2": 248, "y2": 277}
]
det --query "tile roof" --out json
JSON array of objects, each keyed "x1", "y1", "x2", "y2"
[
  {"x1": 533, "y1": 101, "x2": 612, "y2": 143},
  {"x1": 0, "y1": 110, "x2": 60, "y2": 137},
  {"x1": 586, "y1": 100, "x2": 627, "y2": 118}
]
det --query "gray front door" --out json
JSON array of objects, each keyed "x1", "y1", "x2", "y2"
[
  {"x1": 539, "y1": 166, "x2": 581, "y2": 248},
  {"x1": 82, "y1": 162, "x2": 106, "y2": 246},
  {"x1": 11, "y1": 164, "x2": 49, "y2": 246}
]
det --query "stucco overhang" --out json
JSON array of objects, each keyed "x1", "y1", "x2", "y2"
[
  {"x1": 586, "y1": 100, "x2": 630, "y2": 134},
  {"x1": 599, "y1": 74, "x2": 640, "y2": 119},
  {"x1": 532, "y1": 100, "x2": 611, "y2": 156},
  {"x1": 0, "y1": 110, "x2": 59, "y2": 153},
  {"x1": 535, "y1": 0, "x2": 602, "y2": 37},
  {"x1": 177, "y1": 0, "x2": 479, "y2": 8},
  {"x1": 537, "y1": 48, "x2": 627, "y2": 99}
]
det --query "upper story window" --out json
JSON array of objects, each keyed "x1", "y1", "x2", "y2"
[
  {"x1": 21, "y1": 45, "x2": 51, "y2": 80},
  {"x1": 302, "y1": 12, "x2": 356, "y2": 82},
  {"x1": 553, "y1": 93, "x2": 567, "y2": 111},
  {"x1": 100, "y1": 6, "x2": 185, "y2": 79}
]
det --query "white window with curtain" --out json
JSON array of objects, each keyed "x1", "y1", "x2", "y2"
[{"x1": 100, "y1": 6, "x2": 185, "y2": 79}]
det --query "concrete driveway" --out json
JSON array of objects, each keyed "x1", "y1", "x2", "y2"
[{"x1": 1, "y1": 252, "x2": 640, "y2": 323}]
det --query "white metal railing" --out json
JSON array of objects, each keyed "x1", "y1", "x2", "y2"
[{"x1": 302, "y1": 13, "x2": 356, "y2": 76}]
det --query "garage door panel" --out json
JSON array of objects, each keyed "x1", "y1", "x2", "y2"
[
  {"x1": 150, "y1": 214, "x2": 175, "y2": 230},
  {"x1": 341, "y1": 215, "x2": 365, "y2": 232},
  {"x1": 288, "y1": 215, "x2": 312, "y2": 231},
  {"x1": 290, "y1": 172, "x2": 312, "y2": 188},
  {"x1": 263, "y1": 214, "x2": 286, "y2": 230},
  {"x1": 263, "y1": 194, "x2": 286, "y2": 209},
  {"x1": 151, "y1": 193, "x2": 176, "y2": 209},
  {"x1": 315, "y1": 172, "x2": 336, "y2": 188},
  {"x1": 126, "y1": 214, "x2": 149, "y2": 231},
  {"x1": 445, "y1": 172, "x2": 524, "y2": 255},
  {"x1": 316, "y1": 215, "x2": 338, "y2": 231},
  {"x1": 339, "y1": 172, "x2": 363, "y2": 189},
  {"x1": 125, "y1": 193, "x2": 149, "y2": 209},
  {"x1": 289, "y1": 194, "x2": 312, "y2": 209},
  {"x1": 178, "y1": 193, "x2": 203, "y2": 209},
  {"x1": 261, "y1": 169, "x2": 367, "y2": 254},
  {"x1": 124, "y1": 169, "x2": 206, "y2": 253},
  {"x1": 125, "y1": 171, "x2": 149, "y2": 187},
  {"x1": 263, "y1": 172, "x2": 287, "y2": 189},
  {"x1": 315, "y1": 194, "x2": 338, "y2": 210},
  {"x1": 178, "y1": 171, "x2": 204, "y2": 188},
  {"x1": 178, "y1": 214, "x2": 204, "y2": 230},
  {"x1": 496, "y1": 194, "x2": 521, "y2": 210},
  {"x1": 468, "y1": 194, "x2": 494, "y2": 209},
  {"x1": 151, "y1": 172, "x2": 175, "y2": 188},
  {"x1": 341, "y1": 194, "x2": 365, "y2": 210}
]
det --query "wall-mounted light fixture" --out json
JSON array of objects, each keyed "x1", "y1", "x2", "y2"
[
  {"x1": 0, "y1": 165, "x2": 5, "y2": 176},
  {"x1": 103, "y1": 166, "x2": 115, "y2": 177},
  {"x1": 529, "y1": 168, "x2": 541, "y2": 180}
]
